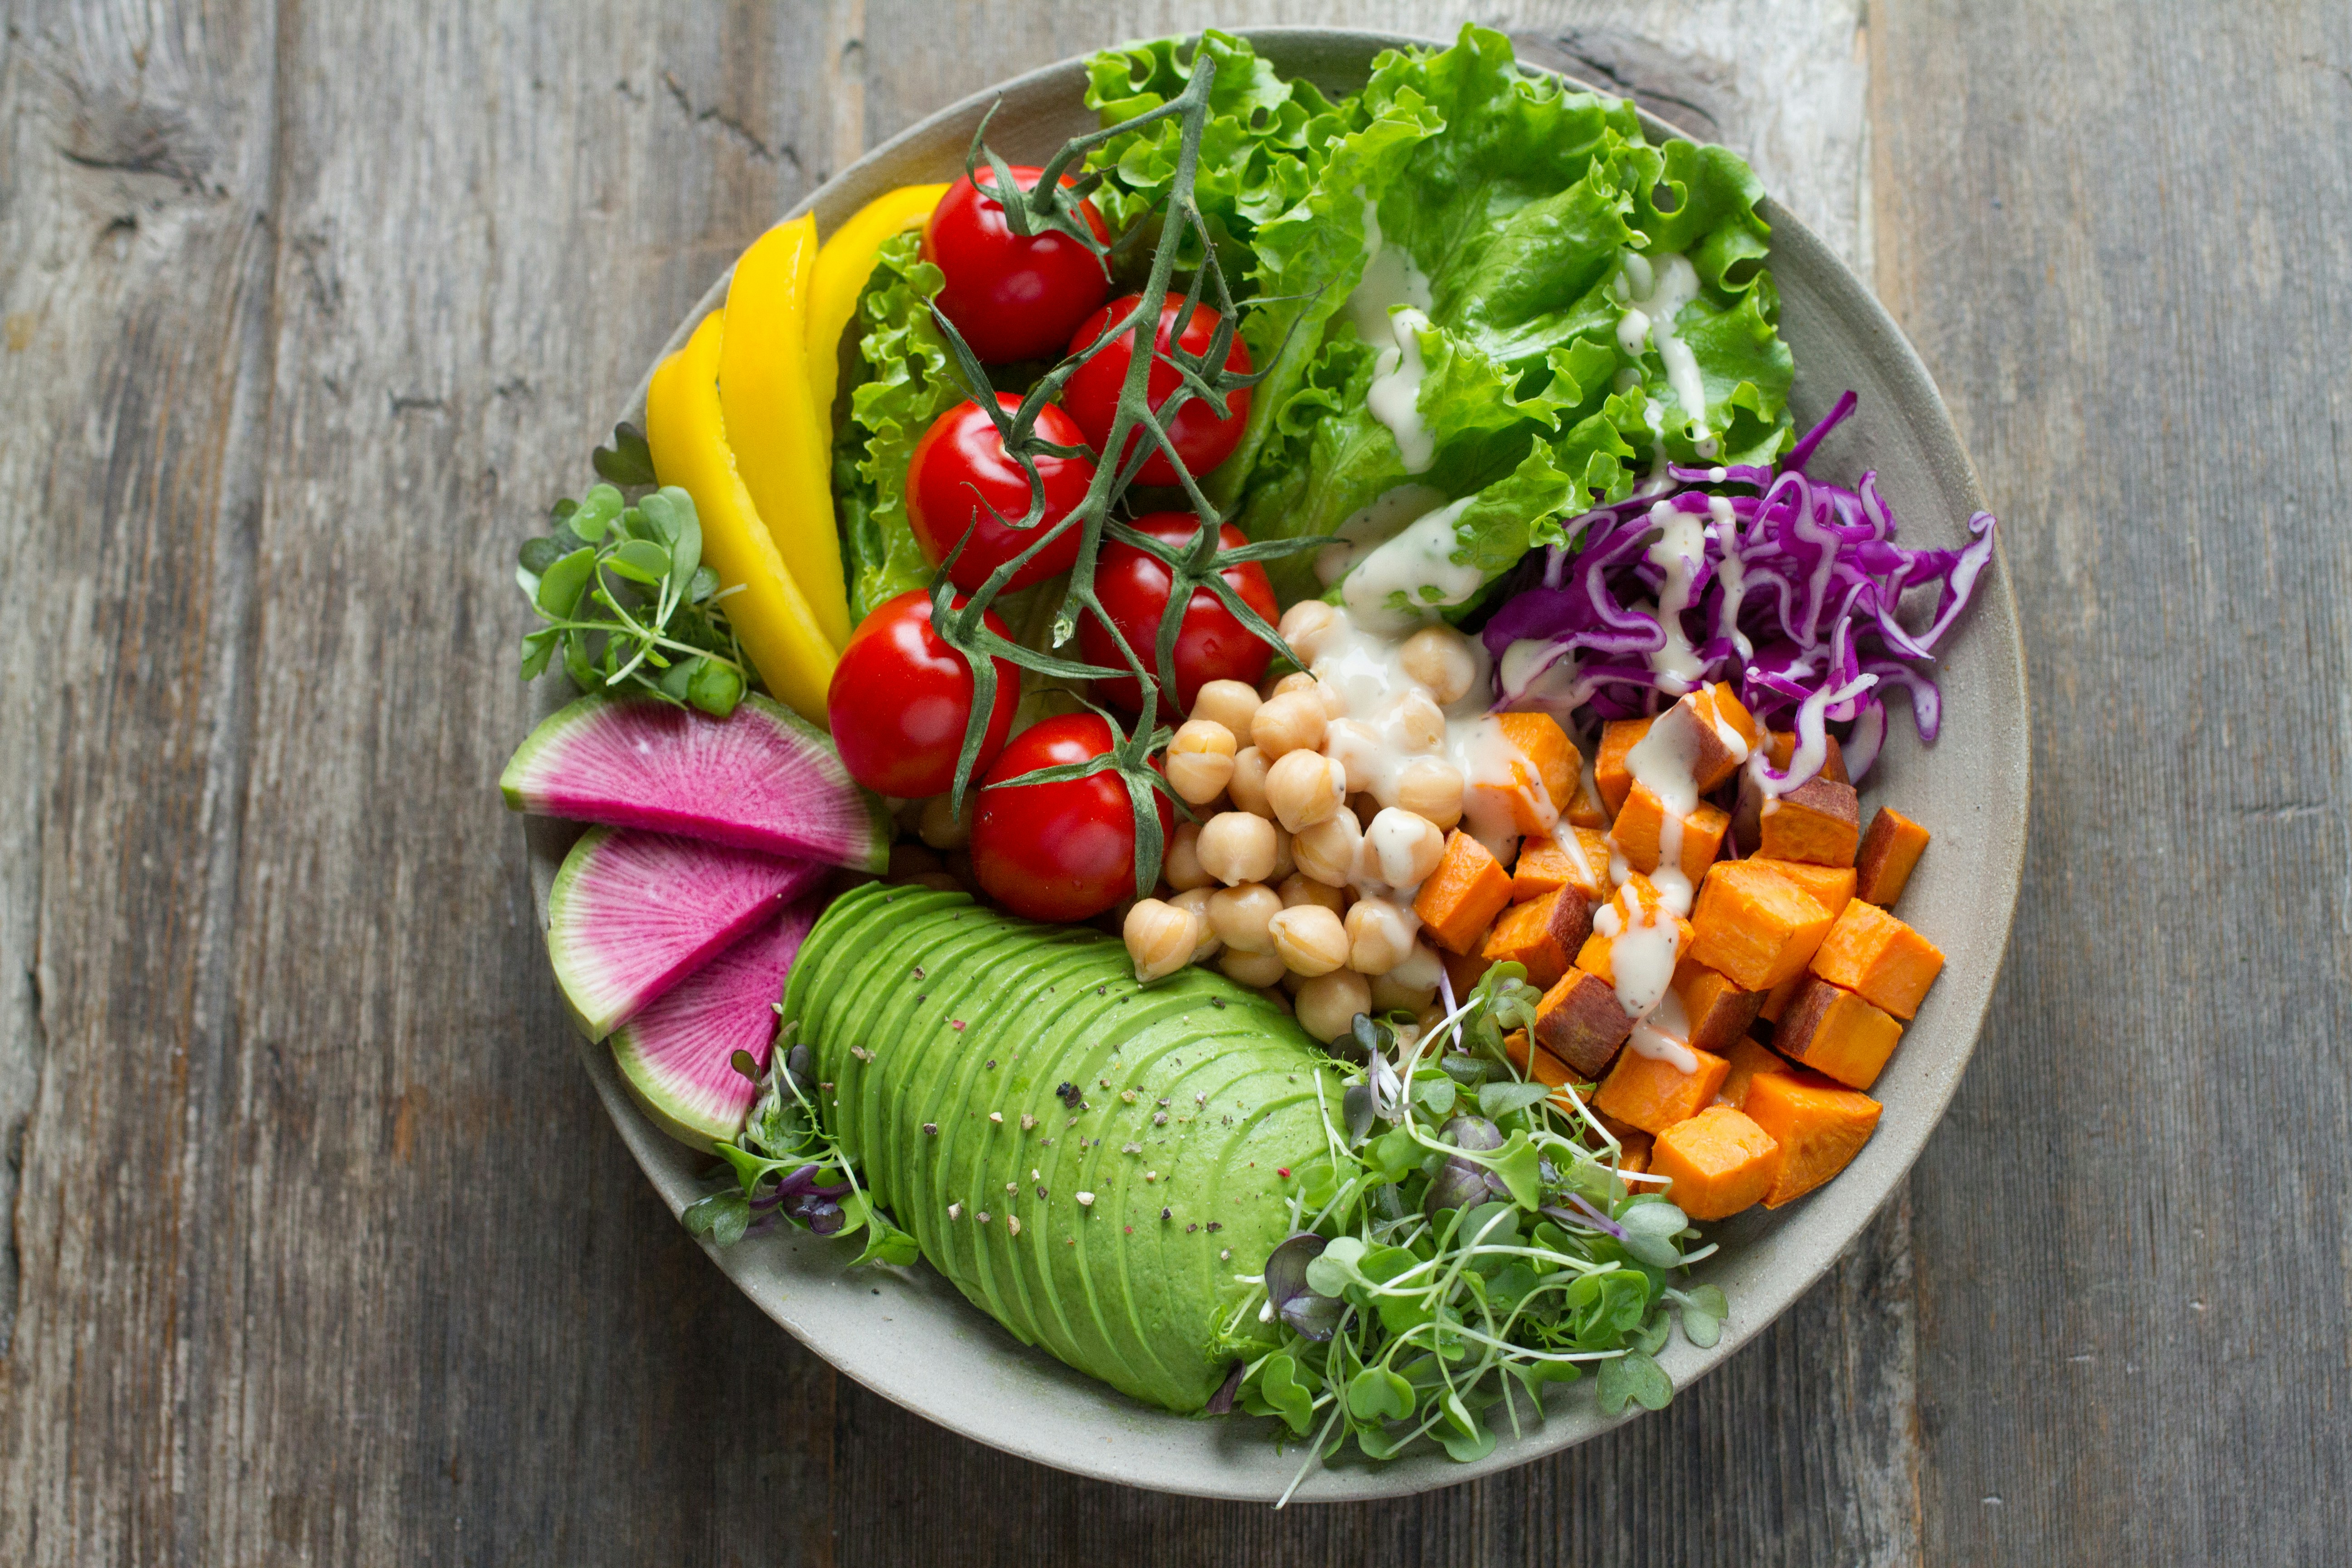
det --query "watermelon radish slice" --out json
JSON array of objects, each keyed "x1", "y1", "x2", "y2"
[
  {"x1": 609, "y1": 895, "x2": 821, "y2": 1148},
  {"x1": 548, "y1": 826, "x2": 822, "y2": 1040},
  {"x1": 502, "y1": 692, "x2": 890, "y2": 872}
]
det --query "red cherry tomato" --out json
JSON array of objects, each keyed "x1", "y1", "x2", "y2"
[
  {"x1": 906, "y1": 393, "x2": 1097, "y2": 592},
  {"x1": 1078, "y1": 513, "x2": 1279, "y2": 714},
  {"x1": 1062, "y1": 293, "x2": 1253, "y2": 486},
  {"x1": 971, "y1": 713, "x2": 1170, "y2": 923},
  {"x1": 826, "y1": 590, "x2": 1020, "y2": 799},
  {"x1": 922, "y1": 165, "x2": 1111, "y2": 364}
]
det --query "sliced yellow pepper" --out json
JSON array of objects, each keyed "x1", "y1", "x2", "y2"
[
  {"x1": 805, "y1": 182, "x2": 950, "y2": 431},
  {"x1": 646, "y1": 312, "x2": 836, "y2": 723},
  {"x1": 719, "y1": 214, "x2": 853, "y2": 650}
]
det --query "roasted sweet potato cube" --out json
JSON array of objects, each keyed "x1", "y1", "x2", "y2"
[
  {"x1": 1763, "y1": 729, "x2": 1849, "y2": 784},
  {"x1": 1673, "y1": 957, "x2": 1764, "y2": 1053},
  {"x1": 1594, "y1": 718, "x2": 1651, "y2": 817},
  {"x1": 1743, "y1": 1068, "x2": 1882, "y2": 1208},
  {"x1": 1651, "y1": 1106, "x2": 1780, "y2": 1220},
  {"x1": 1441, "y1": 943, "x2": 1495, "y2": 1000},
  {"x1": 1774, "y1": 977, "x2": 1903, "y2": 1089},
  {"x1": 1756, "y1": 776, "x2": 1861, "y2": 866},
  {"x1": 1756, "y1": 968, "x2": 1808, "y2": 1023},
  {"x1": 1616, "y1": 1132, "x2": 1654, "y2": 1183},
  {"x1": 1574, "y1": 907, "x2": 1695, "y2": 985},
  {"x1": 1808, "y1": 900, "x2": 1945, "y2": 1019},
  {"x1": 1511, "y1": 828, "x2": 1611, "y2": 903},
  {"x1": 1533, "y1": 967, "x2": 1637, "y2": 1078},
  {"x1": 1749, "y1": 858, "x2": 1856, "y2": 919},
  {"x1": 1566, "y1": 769, "x2": 1610, "y2": 828},
  {"x1": 1688, "y1": 860, "x2": 1836, "y2": 991},
  {"x1": 1855, "y1": 807, "x2": 1931, "y2": 906},
  {"x1": 1481, "y1": 887, "x2": 1597, "y2": 990},
  {"x1": 1593, "y1": 1042, "x2": 1731, "y2": 1135},
  {"x1": 1503, "y1": 1029, "x2": 1594, "y2": 1125},
  {"x1": 1609, "y1": 783, "x2": 1730, "y2": 881},
  {"x1": 1414, "y1": 831, "x2": 1515, "y2": 954},
  {"x1": 1637, "y1": 684, "x2": 1759, "y2": 794},
  {"x1": 1717, "y1": 1036, "x2": 1793, "y2": 1109},
  {"x1": 1494, "y1": 712, "x2": 1580, "y2": 827}
]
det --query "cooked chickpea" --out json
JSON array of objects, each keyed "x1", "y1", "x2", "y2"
[
  {"x1": 1387, "y1": 939, "x2": 1445, "y2": 994},
  {"x1": 1394, "y1": 690, "x2": 1447, "y2": 753},
  {"x1": 1163, "y1": 820, "x2": 1212, "y2": 892},
  {"x1": 1208, "y1": 882, "x2": 1284, "y2": 953},
  {"x1": 1265, "y1": 748, "x2": 1345, "y2": 832},
  {"x1": 1196, "y1": 810, "x2": 1278, "y2": 886},
  {"x1": 1277, "y1": 599, "x2": 1341, "y2": 666},
  {"x1": 1279, "y1": 873, "x2": 1346, "y2": 913},
  {"x1": 1227, "y1": 746, "x2": 1273, "y2": 817},
  {"x1": 1268, "y1": 904, "x2": 1349, "y2": 977},
  {"x1": 1322, "y1": 717, "x2": 1382, "y2": 794},
  {"x1": 1164, "y1": 718, "x2": 1238, "y2": 805},
  {"x1": 1348, "y1": 792, "x2": 1381, "y2": 830},
  {"x1": 1370, "y1": 970, "x2": 1438, "y2": 1013},
  {"x1": 1192, "y1": 679, "x2": 1261, "y2": 740},
  {"x1": 1269, "y1": 826, "x2": 1295, "y2": 882},
  {"x1": 1123, "y1": 899, "x2": 1200, "y2": 983},
  {"x1": 917, "y1": 792, "x2": 974, "y2": 850},
  {"x1": 1291, "y1": 810, "x2": 1362, "y2": 887},
  {"x1": 1168, "y1": 886, "x2": 1223, "y2": 961},
  {"x1": 1364, "y1": 807, "x2": 1446, "y2": 888},
  {"x1": 1399, "y1": 623, "x2": 1477, "y2": 705},
  {"x1": 1265, "y1": 670, "x2": 1316, "y2": 700},
  {"x1": 1219, "y1": 946, "x2": 1288, "y2": 988},
  {"x1": 1251, "y1": 689, "x2": 1328, "y2": 759},
  {"x1": 1394, "y1": 757, "x2": 1465, "y2": 830},
  {"x1": 1293, "y1": 969, "x2": 1373, "y2": 1044},
  {"x1": 1345, "y1": 896, "x2": 1420, "y2": 976}
]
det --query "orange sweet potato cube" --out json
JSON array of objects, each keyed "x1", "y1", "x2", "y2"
[
  {"x1": 1414, "y1": 831, "x2": 1515, "y2": 954},
  {"x1": 1441, "y1": 943, "x2": 1495, "y2": 1000},
  {"x1": 1616, "y1": 1133, "x2": 1654, "y2": 1183},
  {"x1": 1503, "y1": 1029, "x2": 1595, "y2": 1124},
  {"x1": 1688, "y1": 860, "x2": 1835, "y2": 991},
  {"x1": 1673, "y1": 957, "x2": 1764, "y2": 1053},
  {"x1": 1511, "y1": 828, "x2": 1612, "y2": 903},
  {"x1": 1742, "y1": 1069, "x2": 1882, "y2": 1208},
  {"x1": 1855, "y1": 807, "x2": 1931, "y2": 906},
  {"x1": 1594, "y1": 718, "x2": 1651, "y2": 817},
  {"x1": 1808, "y1": 900, "x2": 1944, "y2": 1019},
  {"x1": 1593, "y1": 1043, "x2": 1731, "y2": 1135},
  {"x1": 1574, "y1": 895, "x2": 1695, "y2": 984},
  {"x1": 1748, "y1": 858, "x2": 1856, "y2": 919},
  {"x1": 1533, "y1": 967, "x2": 1637, "y2": 1078},
  {"x1": 1650, "y1": 1106, "x2": 1780, "y2": 1220},
  {"x1": 1774, "y1": 978, "x2": 1903, "y2": 1089},
  {"x1": 1566, "y1": 770, "x2": 1610, "y2": 829},
  {"x1": 1609, "y1": 784, "x2": 1730, "y2": 881},
  {"x1": 1494, "y1": 712, "x2": 1580, "y2": 829},
  {"x1": 1756, "y1": 776, "x2": 1861, "y2": 866},
  {"x1": 1763, "y1": 729, "x2": 1849, "y2": 784},
  {"x1": 1757, "y1": 968, "x2": 1808, "y2": 1023},
  {"x1": 1717, "y1": 1036, "x2": 1793, "y2": 1109},
  {"x1": 1481, "y1": 887, "x2": 1598, "y2": 990},
  {"x1": 1638, "y1": 684, "x2": 1760, "y2": 794}
]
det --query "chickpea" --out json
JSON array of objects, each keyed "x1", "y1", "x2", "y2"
[
  {"x1": 1123, "y1": 899, "x2": 1200, "y2": 983},
  {"x1": 1322, "y1": 717, "x2": 1382, "y2": 794},
  {"x1": 1293, "y1": 969, "x2": 1373, "y2": 1044},
  {"x1": 1364, "y1": 807, "x2": 1446, "y2": 889},
  {"x1": 1228, "y1": 746, "x2": 1273, "y2": 817},
  {"x1": 1279, "y1": 873, "x2": 1346, "y2": 913},
  {"x1": 1268, "y1": 825, "x2": 1296, "y2": 883},
  {"x1": 1370, "y1": 970, "x2": 1438, "y2": 1014},
  {"x1": 1394, "y1": 757, "x2": 1465, "y2": 830},
  {"x1": 1278, "y1": 599, "x2": 1342, "y2": 666},
  {"x1": 1196, "y1": 810, "x2": 1278, "y2": 886},
  {"x1": 1219, "y1": 946, "x2": 1288, "y2": 988},
  {"x1": 1394, "y1": 690, "x2": 1447, "y2": 753},
  {"x1": 1267, "y1": 904, "x2": 1349, "y2": 977},
  {"x1": 1168, "y1": 886, "x2": 1223, "y2": 961},
  {"x1": 918, "y1": 792, "x2": 975, "y2": 850},
  {"x1": 1163, "y1": 820, "x2": 1212, "y2": 892},
  {"x1": 1387, "y1": 939, "x2": 1446, "y2": 994},
  {"x1": 1251, "y1": 689, "x2": 1328, "y2": 759},
  {"x1": 1192, "y1": 679, "x2": 1261, "y2": 740},
  {"x1": 1264, "y1": 670, "x2": 1316, "y2": 701},
  {"x1": 1345, "y1": 896, "x2": 1420, "y2": 976},
  {"x1": 1291, "y1": 810, "x2": 1362, "y2": 887},
  {"x1": 1264, "y1": 749, "x2": 1345, "y2": 832},
  {"x1": 1208, "y1": 882, "x2": 1284, "y2": 954},
  {"x1": 1399, "y1": 623, "x2": 1478, "y2": 705},
  {"x1": 1165, "y1": 718, "x2": 1238, "y2": 805},
  {"x1": 1348, "y1": 792, "x2": 1381, "y2": 830}
]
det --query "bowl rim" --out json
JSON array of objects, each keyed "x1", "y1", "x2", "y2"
[{"x1": 524, "y1": 24, "x2": 2029, "y2": 1502}]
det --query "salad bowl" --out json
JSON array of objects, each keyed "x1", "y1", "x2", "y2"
[{"x1": 521, "y1": 26, "x2": 2027, "y2": 1502}]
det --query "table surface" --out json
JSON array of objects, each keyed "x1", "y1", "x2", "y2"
[{"x1": 1, "y1": 1, "x2": 2345, "y2": 1562}]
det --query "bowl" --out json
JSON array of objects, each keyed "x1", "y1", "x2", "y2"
[{"x1": 520, "y1": 26, "x2": 2027, "y2": 1503}]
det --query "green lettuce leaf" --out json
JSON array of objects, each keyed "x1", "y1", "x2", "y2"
[
  {"x1": 833, "y1": 229, "x2": 962, "y2": 623},
  {"x1": 1316, "y1": 441, "x2": 1581, "y2": 626}
]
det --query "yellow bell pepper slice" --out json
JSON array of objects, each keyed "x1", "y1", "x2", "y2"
[
  {"x1": 718, "y1": 214, "x2": 853, "y2": 651},
  {"x1": 646, "y1": 312, "x2": 836, "y2": 723},
  {"x1": 805, "y1": 183, "x2": 950, "y2": 432}
]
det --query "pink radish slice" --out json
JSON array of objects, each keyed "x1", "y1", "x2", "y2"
[
  {"x1": 548, "y1": 826, "x2": 820, "y2": 1040},
  {"x1": 609, "y1": 894, "x2": 822, "y2": 1148}
]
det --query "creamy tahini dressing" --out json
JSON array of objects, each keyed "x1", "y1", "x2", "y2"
[
  {"x1": 1338, "y1": 498, "x2": 1482, "y2": 633},
  {"x1": 1642, "y1": 500, "x2": 1709, "y2": 696},
  {"x1": 1344, "y1": 188, "x2": 1433, "y2": 343},
  {"x1": 1614, "y1": 250, "x2": 1712, "y2": 457},
  {"x1": 1345, "y1": 189, "x2": 1441, "y2": 476}
]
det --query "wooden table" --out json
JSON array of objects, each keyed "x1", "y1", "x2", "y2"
[{"x1": 2, "y1": 2, "x2": 2343, "y2": 1561}]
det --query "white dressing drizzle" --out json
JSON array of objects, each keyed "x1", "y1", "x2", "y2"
[
  {"x1": 1366, "y1": 307, "x2": 1437, "y2": 472},
  {"x1": 1318, "y1": 483, "x2": 1450, "y2": 588},
  {"x1": 1338, "y1": 496, "x2": 1480, "y2": 633},
  {"x1": 1344, "y1": 187, "x2": 1434, "y2": 343},
  {"x1": 1615, "y1": 250, "x2": 1715, "y2": 458},
  {"x1": 1642, "y1": 500, "x2": 1709, "y2": 696},
  {"x1": 1707, "y1": 493, "x2": 1752, "y2": 662}
]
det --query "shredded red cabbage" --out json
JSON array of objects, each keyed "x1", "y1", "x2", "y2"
[{"x1": 1481, "y1": 391, "x2": 1997, "y2": 784}]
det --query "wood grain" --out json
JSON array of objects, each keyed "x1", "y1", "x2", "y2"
[{"x1": 0, "y1": 0, "x2": 2337, "y2": 1561}]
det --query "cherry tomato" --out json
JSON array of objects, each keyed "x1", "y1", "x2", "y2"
[
  {"x1": 826, "y1": 590, "x2": 1020, "y2": 799},
  {"x1": 1062, "y1": 294, "x2": 1253, "y2": 486},
  {"x1": 1078, "y1": 513, "x2": 1279, "y2": 714},
  {"x1": 922, "y1": 165, "x2": 1111, "y2": 364},
  {"x1": 906, "y1": 393, "x2": 1097, "y2": 592},
  {"x1": 971, "y1": 713, "x2": 1170, "y2": 923}
]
